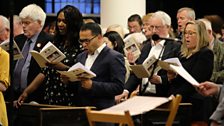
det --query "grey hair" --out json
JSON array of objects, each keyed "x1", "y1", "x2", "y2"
[
  {"x1": 19, "y1": 4, "x2": 46, "y2": 27},
  {"x1": 178, "y1": 7, "x2": 196, "y2": 20},
  {"x1": 198, "y1": 18, "x2": 212, "y2": 31},
  {"x1": 151, "y1": 10, "x2": 171, "y2": 26},
  {"x1": 0, "y1": 15, "x2": 10, "y2": 30}
]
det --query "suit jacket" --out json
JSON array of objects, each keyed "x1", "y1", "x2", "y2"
[
  {"x1": 210, "y1": 85, "x2": 224, "y2": 124},
  {"x1": 73, "y1": 46, "x2": 125, "y2": 109},
  {"x1": 125, "y1": 40, "x2": 181, "y2": 96},
  {"x1": 7, "y1": 31, "x2": 53, "y2": 103}
]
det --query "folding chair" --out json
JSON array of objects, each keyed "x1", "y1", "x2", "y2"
[
  {"x1": 86, "y1": 107, "x2": 135, "y2": 126},
  {"x1": 153, "y1": 94, "x2": 182, "y2": 126}
]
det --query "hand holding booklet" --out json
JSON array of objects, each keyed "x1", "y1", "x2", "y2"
[
  {"x1": 130, "y1": 56, "x2": 199, "y2": 86},
  {"x1": 130, "y1": 55, "x2": 160, "y2": 78},
  {"x1": 30, "y1": 42, "x2": 66, "y2": 68},
  {"x1": 159, "y1": 58, "x2": 199, "y2": 86},
  {"x1": 0, "y1": 40, "x2": 23, "y2": 60},
  {"x1": 58, "y1": 62, "x2": 96, "y2": 82},
  {"x1": 123, "y1": 35, "x2": 141, "y2": 63}
]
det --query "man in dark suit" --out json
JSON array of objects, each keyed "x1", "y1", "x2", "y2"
[
  {"x1": 71, "y1": 22, "x2": 125, "y2": 110},
  {"x1": 119, "y1": 11, "x2": 181, "y2": 100},
  {"x1": 7, "y1": 4, "x2": 53, "y2": 103}
]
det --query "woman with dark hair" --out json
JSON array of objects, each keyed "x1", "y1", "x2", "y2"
[
  {"x1": 16, "y1": 5, "x2": 83, "y2": 106},
  {"x1": 103, "y1": 31, "x2": 131, "y2": 104},
  {"x1": 103, "y1": 31, "x2": 124, "y2": 54}
]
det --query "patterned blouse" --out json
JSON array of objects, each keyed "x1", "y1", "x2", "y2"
[{"x1": 42, "y1": 42, "x2": 81, "y2": 106}]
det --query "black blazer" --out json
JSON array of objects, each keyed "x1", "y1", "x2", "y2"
[
  {"x1": 168, "y1": 47, "x2": 214, "y2": 121},
  {"x1": 125, "y1": 40, "x2": 181, "y2": 96},
  {"x1": 168, "y1": 47, "x2": 214, "y2": 99},
  {"x1": 12, "y1": 31, "x2": 53, "y2": 103},
  {"x1": 73, "y1": 46, "x2": 126, "y2": 109}
]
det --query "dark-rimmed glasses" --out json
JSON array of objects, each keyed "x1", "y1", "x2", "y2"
[{"x1": 79, "y1": 35, "x2": 97, "y2": 44}]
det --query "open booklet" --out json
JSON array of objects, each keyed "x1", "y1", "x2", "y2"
[
  {"x1": 57, "y1": 62, "x2": 96, "y2": 82},
  {"x1": 30, "y1": 41, "x2": 66, "y2": 68},
  {"x1": 130, "y1": 55, "x2": 160, "y2": 78},
  {"x1": 123, "y1": 35, "x2": 141, "y2": 63},
  {"x1": 130, "y1": 56, "x2": 199, "y2": 86},
  {"x1": 0, "y1": 40, "x2": 23, "y2": 60}
]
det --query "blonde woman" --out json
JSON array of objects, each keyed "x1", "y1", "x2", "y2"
[{"x1": 168, "y1": 20, "x2": 214, "y2": 125}]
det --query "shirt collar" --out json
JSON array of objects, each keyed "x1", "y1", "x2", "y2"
[
  {"x1": 93, "y1": 43, "x2": 106, "y2": 55},
  {"x1": 29, "y1": 32, "x2": 40, "y2": 43}
]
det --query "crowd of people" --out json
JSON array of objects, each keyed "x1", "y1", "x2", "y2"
[{"x1": 0, "y1": 3, "x2": 224, "y2": 126}]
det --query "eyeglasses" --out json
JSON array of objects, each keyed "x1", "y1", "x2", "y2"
[
  {"x1": 184, "y1": 31, "x2": 197, "y2": 36},
  {"x1": 22, "y1": 19, "x2": 36, "y2": 26},
  {"x1": 78, "y1": 35, "x2": 97, "y2": 44},
  {"x1": 149, "y1": 25, "x2": 164, "y2": 30}
]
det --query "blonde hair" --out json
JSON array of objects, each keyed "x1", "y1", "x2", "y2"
[
  {"x1": 142, "y1": 13, "x2": 153, "y2": 22},
  {"x1": 181, "y1": 20, "x2": 210, "y2": 57},
  {"x1": 106, "y1": 24, "x2": 125, "y2": 38}
]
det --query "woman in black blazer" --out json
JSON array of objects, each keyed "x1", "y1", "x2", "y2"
[{"x1": 168, "y1": 20, "x2": 214, "y2": 125}]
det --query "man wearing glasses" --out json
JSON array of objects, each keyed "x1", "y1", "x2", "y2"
[
  {"x1": 8, "y1": 4, "x2": 53, "y2": 104},
  {"x1": 122, "y1": 11, "x2": 181, "y2": 99},
  {"x1": 71, "y1": 22, "x2": 126, "y2": 110}
]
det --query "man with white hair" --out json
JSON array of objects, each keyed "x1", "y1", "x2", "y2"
[
  {"x1": 120, "y1": 11, "x2": 181, "y2": 99},
  {"x1": 0, "y1": 15, "x2": 10, "y2": 43},
  {"x1": 11, "y1": 4, "x2": 53, "y2": 103}
]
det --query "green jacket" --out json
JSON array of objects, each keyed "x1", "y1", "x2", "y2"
[{"x1": 211, "y1": 38, "x2": 224, "y2": 83}]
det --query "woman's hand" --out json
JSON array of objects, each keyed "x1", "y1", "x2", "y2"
[
  {"x1": 15, "y1": 92, "x2": 28, "y2": 108},
  {"x1": 167, "y1": 70, "x2": 177, "y2": 82}
]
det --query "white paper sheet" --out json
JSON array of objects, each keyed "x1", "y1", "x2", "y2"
[
  {"x1": 169, "y1": 64, "x2": 199, "y2": 86},
  {"x1": 101, "y1": 96, "x2": 171, "y2": 116}
]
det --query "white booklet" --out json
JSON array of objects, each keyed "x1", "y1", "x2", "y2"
[
  {"x1": 123, "y1": 35, "x2": 141, "y2": 63},
  {"x1": 0, "y1": 40, "x2": 23, "y2": 60},
  {"x1": 58, "y1": 62, "x2": 96, "y2": 82},
  {"x1": 30, "y1": 41, "x2": 66, "y2": 68}
]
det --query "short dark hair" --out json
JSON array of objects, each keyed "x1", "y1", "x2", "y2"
[
  {"x1": 128, "y1": 14, "x2": 142, "y2": 26},
  {"x1": 80, "y1": 22, "x2": 102, "y2": 36}
]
